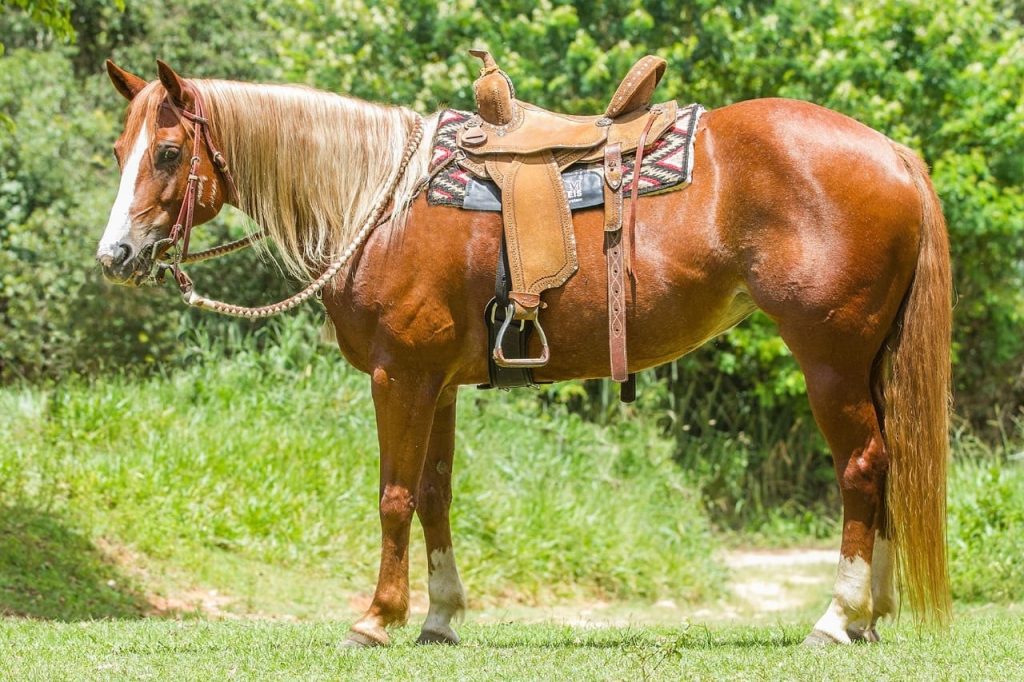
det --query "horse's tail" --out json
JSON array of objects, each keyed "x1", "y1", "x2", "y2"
[{"x1": 877, "y1": 142, "x2": 953, "y2": 626}]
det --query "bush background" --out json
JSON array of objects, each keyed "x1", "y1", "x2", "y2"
[{"x1": 1, "y1": 0, "x2": 1022, "y2": 600}]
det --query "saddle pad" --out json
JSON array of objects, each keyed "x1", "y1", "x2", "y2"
[
  {"x1": 427, "y1": 103, "x2": 704, "y2": 210},
  {"x1": 464, "y1": 167, "x2": 605, "y2": 212}
]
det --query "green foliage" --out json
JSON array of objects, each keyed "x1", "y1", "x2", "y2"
[
  {"x1": 948, "y1": 439, "x2": 1024, "y2": 602},
  {"x1": 0, "y1": 0, "x2": 76, "y2": 52},
  {"x1": 2, "y1": 0, "x2": 1023, "y2": 531}
]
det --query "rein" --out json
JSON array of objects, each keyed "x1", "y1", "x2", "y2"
[{"x1": 154, "y1": 91, "x2": 425, "y2": 319}]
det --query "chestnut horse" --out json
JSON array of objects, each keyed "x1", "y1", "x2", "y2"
[{"x1": 97, "y1": 60, "x2": 951, "y2": 646}]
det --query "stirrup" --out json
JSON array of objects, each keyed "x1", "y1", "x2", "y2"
[{"x1": 492, "y1": 303, "x2": 549, "y2": 368}]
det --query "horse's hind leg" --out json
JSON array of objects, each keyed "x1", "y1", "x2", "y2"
[
  {"x1": 415, "y1": 387, "x2": 468, "y2": 645},
  {"x1": 774, "y1": 328, "x2": 892, "y2": 645}
]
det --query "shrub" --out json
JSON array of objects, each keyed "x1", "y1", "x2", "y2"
[{"x1": 948, "y1": 429, "x2": 1024, "y2": 603}]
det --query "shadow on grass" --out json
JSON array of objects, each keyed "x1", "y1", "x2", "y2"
[
  {"x1": 472, "y1": 624, "x2": 807, "y2": 650},
  {"x1": 0, "y1": 505, "x2": 149, "y2": 620}
]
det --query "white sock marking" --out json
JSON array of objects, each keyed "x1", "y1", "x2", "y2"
[
  {"x1": 98, "y1": 129, "x2": 149, "y2": 258},
  {"x1": 871, "y1": 537, "x2": 896, "y2": 624},
  {"x1": 422, "y1": 547, "x2": 466, "y2": 636},
  {"x1": 811, "y1": 554, "x2": 873, "y2": 642}
]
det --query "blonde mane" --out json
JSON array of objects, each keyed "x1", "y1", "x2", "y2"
[{"x1": 181, "y1": 80, "x2": 436, "y2": 280}]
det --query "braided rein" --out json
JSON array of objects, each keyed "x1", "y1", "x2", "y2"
[{"x1": 156, "y1": 98, "x2": 425, "y2": 319}]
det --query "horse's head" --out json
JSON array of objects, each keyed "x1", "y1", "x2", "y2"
[{"x1": 97, "y1": 60, "x2": 231, "y2": 285}]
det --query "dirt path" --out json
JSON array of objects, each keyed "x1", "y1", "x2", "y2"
[
  {"x1": 469, "y1": 547, "x2": 839, "y2": 627},
  {"x1": 723, "y1": 548, "x2": 836, "y2": 616},
  {"x1": 133, "y1": 546, "x2": 839, "y2": 624}
]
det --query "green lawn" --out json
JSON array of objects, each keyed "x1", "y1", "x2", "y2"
[
  {"x1": 2, "y1": 607, "x2": 1022, "y2": 681},
  {"x1": 3, "y1": 328, "x2": 1023, "y2": 680}
]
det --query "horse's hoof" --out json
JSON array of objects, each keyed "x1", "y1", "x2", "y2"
[
  {"x1": 416, "y1": 628, "x2": 460, "y2": 645},
  {"x1": 341, "y1": 629, "x2": 387, "y2": 648},
  {"x1": 802, "y1": 630, "x2": 842, "y2": 647}
]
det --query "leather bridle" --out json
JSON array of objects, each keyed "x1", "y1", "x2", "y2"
[
  {"x1": 141, "y1": 85, "x2": 426, "y2": 319},
  {"x1": 151, "y1": 89, "x2": 241, "y2": 293}
]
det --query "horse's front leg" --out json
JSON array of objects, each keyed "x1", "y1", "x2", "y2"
[
  {"x1": 415, "y1": 387, "x2": 467, "y2": 645},
  {"x1": 346, "y1": 367, "x2": 443, "y2": 647}
]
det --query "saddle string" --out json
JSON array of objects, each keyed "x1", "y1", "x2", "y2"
[
  {"x1": 156, "y1": 91, "x2": 425, "y2": 319},
  {"x1": 626, "y1": 112, "x2": 658, "y2": 279}
]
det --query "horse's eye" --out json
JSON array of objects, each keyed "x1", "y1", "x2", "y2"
[{"x1": 158, "y1": 146, "x2": 180, "y2": 163}]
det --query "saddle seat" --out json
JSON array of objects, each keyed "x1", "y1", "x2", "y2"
[
  {"x1": 459, "y1": 50, "x2": 674, "y2": 160},
  {"x1": 456, "y1": 50, "x2": 678, "y2": 389}
]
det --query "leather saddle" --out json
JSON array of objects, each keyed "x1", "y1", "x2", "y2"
[{"x1": 456, "y1": 50, "x2": 676, "y2": 390}]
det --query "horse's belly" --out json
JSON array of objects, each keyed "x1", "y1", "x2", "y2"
[{"x1": 532, "y1": 192, "x2": 750, "y2": 381}]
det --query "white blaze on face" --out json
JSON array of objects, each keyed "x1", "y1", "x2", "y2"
[{"x1": 97, "y1": 128, "x2": 149, "y2": 258}]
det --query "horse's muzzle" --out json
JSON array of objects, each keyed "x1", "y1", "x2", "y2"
[{"x1": 96, "y1": 240, "x2": 155, "y2": 286}]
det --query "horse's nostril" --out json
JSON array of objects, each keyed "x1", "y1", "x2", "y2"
[{"x1": 113, "y1": 242, "x2": 135, "y2": 267}]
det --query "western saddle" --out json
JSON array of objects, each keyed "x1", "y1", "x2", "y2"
[{"x1": 458, "y1": 50, "x2": 677, "y2": 399}]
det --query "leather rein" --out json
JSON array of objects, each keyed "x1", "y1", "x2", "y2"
[{"x1": 150, "y1": 89, "x2": 425, "y2": 319}]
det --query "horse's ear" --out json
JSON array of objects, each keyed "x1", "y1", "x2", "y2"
[
  {"x1": 156, "y1": 59, "x2": 193, "y2": 109},
  {"x1": 106, "y1": 60, "x2": 147, "y2": 101}
]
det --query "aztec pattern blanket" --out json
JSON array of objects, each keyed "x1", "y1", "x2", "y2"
[{"x1": 427, "y1": 103, "x2": 704, "y2": 210}]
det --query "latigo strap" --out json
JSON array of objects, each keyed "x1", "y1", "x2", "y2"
[{"x1": 603, "y1": 143, "x2": 628, "y2": 383}]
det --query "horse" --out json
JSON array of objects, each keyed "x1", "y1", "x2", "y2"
[{"x1": 96, "y1": 59, "x2": 952, "y2": 647}]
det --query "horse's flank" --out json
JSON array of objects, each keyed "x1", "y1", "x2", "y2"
[{"x1": 175, "y1": 81, "x2": 435, "y2": 280}]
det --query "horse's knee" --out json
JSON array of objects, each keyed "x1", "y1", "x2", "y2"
[{"x1": 379, "y1": 484, "x2": 416, "y2": 528}]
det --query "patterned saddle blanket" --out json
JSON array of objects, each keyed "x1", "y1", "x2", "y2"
[{"x1": 427, "y1": 103, "x2": 704, "y2": 211}]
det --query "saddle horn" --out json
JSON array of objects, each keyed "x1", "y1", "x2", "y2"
[{"x1": 469, "y1": 49, "x2": 516, "y2": 127}]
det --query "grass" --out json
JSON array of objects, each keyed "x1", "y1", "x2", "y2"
[
  {"x1": 2, "y1": 317, "x2": 1023, "y2": 680},
  {"x1": 1, "y1": 606, "x2": 1022, "y2": 681},
  {"x1": 0, "y1": 320, "x2": 722, "y2": 618},
  {"x1": 948, "y1": 456, "x2": 1024, "y2": 602}
]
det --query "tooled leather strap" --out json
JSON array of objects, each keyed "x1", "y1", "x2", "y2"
[{"x1": 603, "y1": 143, "x2": 628, "y2": 383}]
